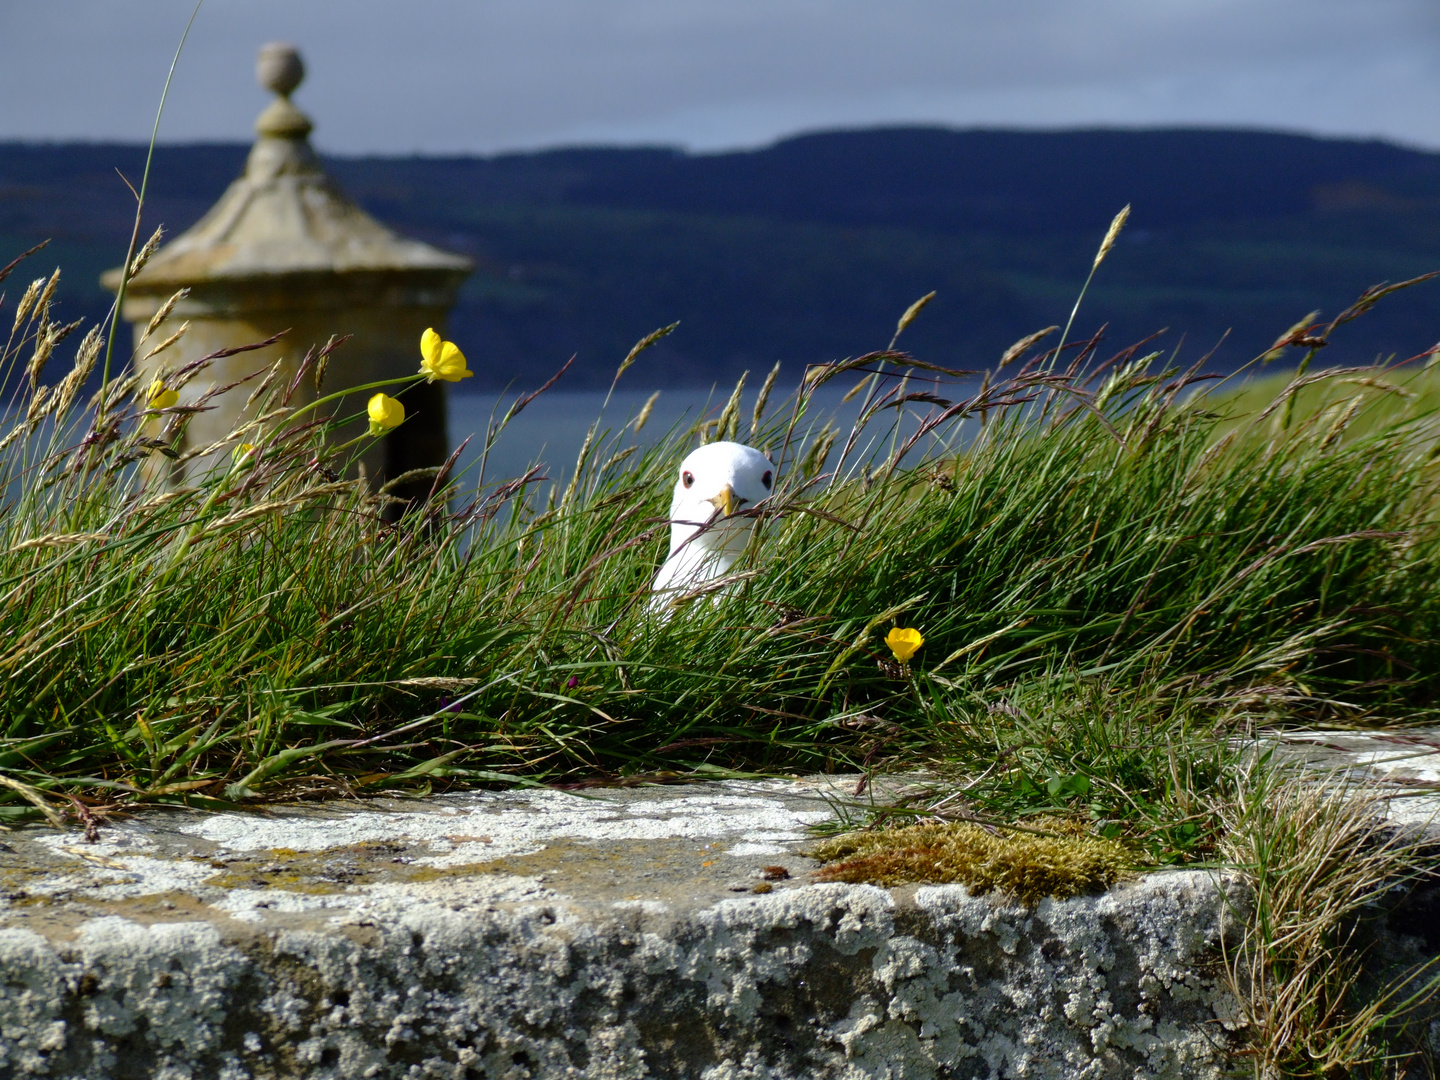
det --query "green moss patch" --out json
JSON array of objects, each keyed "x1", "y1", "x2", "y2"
[{"x1": 807, "y1": 820, "x2": 1132, "y2": 905}]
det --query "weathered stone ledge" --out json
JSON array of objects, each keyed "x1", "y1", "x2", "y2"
[{"x1": 0, "y1": 758, "x2": 1433, "y2": 1079}]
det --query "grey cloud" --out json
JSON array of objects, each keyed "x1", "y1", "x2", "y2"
[{"x1": 1, "y1": 0, "x2": 1438, "y2": 153}]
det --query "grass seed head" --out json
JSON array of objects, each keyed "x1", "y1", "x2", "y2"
[
  {"x1": 141, "y1": 288, "x2": 189, "y2": 343},
  {"x1": 1264, "y1": 310, "x2": 1324, "y2": 361},
  {"x1": 313, "y1": 333, "x2": 343, "y2": 392},
  {"x1": 34, "y1": 268, "x2": 60, "y2": 324},
  {"x1": 999, "y1": 325, "x2": 1058, "y2": 368},
  {"x1": 140, "y1": 321, "x2": 189, "y2": 364},
  {"x1": 11, "y1": 276, "x2": 44, "y2": 333},
  {"x1": 797, "y1": 425, "x2": 836, "y2": 478},
  {"x1": 752, "y1": 361, "x2": 782, "y2": 436},
  {"x1": 243, "y1": 357, "x2": 287, "y2": 411},
  {"x1": 52, "y1": 326, "x2": 104, "y2": 417},
  {"x1": 558, "y1": 423, "x2": 595, "y2": 508},
  {"x1": 633, "y1": 390, "x2": 660, "y2": 433},
  {"x1": 1318, "y1": 393, "x2": 1364, "y2": 451},
  {"x1": 128, "y1": 226, "x2": 164, "y2": 279},
  {"x1": 25, "y1": 325, "x2": 58, "y2": 388},
  {"x1": 842, "y1": 375, "x2": 871, "y2": 403},
  {"x1": 24, "y1": 383, "x2": 51, "y2": 423},
  {"x1": 615, "y1": 321, "x2": 679, "y2": 385},
  {"x1": 1092, "y1": 204, "x2": 1131, "y2": 271},
  {"x1": 714, "y1": 369, "x2": 748, "y2": 443},
  {"x1": 892, "y1": 290, "x2": 936, "y2": 344}
]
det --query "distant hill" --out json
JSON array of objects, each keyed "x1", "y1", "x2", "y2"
[
  {"x1": 4, "y1": 127, "x2": 1440, "y2": 389},
  {"x1": 421, "y1": 128, "x2": 1440, "y2": 232}
]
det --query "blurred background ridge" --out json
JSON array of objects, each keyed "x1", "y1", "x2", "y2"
[{"x1": 9, "y1": 124, "x2": 1440, "y2": 389}]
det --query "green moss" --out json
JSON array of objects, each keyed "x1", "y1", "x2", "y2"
[{"x1": 807, "y1": 819, "x2": 1132, "y2": 905}]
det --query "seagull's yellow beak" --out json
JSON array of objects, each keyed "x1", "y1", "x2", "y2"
[{"x1": 708, "y1": 484, "x2": 742, "y2": 518}]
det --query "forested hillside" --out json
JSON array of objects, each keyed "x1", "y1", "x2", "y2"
[{"x1": 4, "y1": 127, "x2": 1439, "y2": 388}]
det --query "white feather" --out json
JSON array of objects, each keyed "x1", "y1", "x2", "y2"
[{"x1": 649, "y1": 440, "x2": 774, "y2": 612}]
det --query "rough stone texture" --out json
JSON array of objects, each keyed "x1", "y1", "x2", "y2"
[
  {"x1": 1266, "y1": 727, "x2": 1440, "y2": 817},
  {"x1": 5, "y1": 739, "x2": 1439, "y2": 1080},
  {"x1": 0, "y1": 780, "x2": 1247, "y2": 1080}
]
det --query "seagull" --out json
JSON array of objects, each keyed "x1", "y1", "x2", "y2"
[{"x1": 650, "y1": 440, "x2": 775, "y2": 611}]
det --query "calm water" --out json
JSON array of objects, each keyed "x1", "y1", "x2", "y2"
[
  {"x1": 0, "y1": 376, "x2": 974, "y2": 503},
  {"x1": 444, "y1": 380, "x2": 978, "y2": 493}
]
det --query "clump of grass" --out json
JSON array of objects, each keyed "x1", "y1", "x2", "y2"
[
  {"x1": 1220, "y1": 773, "x2": 1440, "y2": 1077},
  {"x1": 0, "y1": 236, "x2": 1439, "y2": 825},
  {"x1": 807, "y1": 817, "x2": 1132, "y2": 904},
  {"x1": 801, "y1": 672, "x2": 1242, "y2": 896},
  {"x1": 897, "y1": 674, "x2": 1242, "y2": 865}
]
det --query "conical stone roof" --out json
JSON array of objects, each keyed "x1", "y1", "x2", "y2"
[{"x1": 103, "y1": 44, "x2": 471, "y2": 297}]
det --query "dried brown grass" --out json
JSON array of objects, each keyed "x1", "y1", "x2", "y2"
[{"x1": 1221, "y1": 773, "x2": 1440, "y2": 1077}]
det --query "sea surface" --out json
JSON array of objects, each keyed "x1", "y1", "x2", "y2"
[{"x1": 444, "y1": 379, "x2": 978, "y2": 494}]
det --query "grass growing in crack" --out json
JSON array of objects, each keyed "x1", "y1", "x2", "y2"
[
  {"x1": 853, "y1": 674, "x2": 1244, "y2": 865},
  {"x1": 1221, "y1": 773, "x2": 1440, "y2": 1078}
]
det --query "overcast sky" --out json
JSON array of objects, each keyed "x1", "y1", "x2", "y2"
[{"x1": 3, "y1": 0, "x2": 1439, "y2": 155}]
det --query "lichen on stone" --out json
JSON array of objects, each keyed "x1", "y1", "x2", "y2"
[{"x1": 806, "y1": 818, "x2": 1132, "y2": 904}]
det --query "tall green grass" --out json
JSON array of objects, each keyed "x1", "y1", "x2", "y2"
[{"x1": 1, "y1": 243, "x2": 1439, "y2": 827}]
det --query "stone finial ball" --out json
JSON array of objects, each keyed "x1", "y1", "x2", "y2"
[{"x1": 256, "y1": 42, "x2": 305, "y2": 97}]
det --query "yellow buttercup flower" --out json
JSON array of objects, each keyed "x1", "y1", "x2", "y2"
[
  {"x1": 147, "y1": 378, "x2": 179, "y2": 410},
  {"x1": 885, "y1": 626, "x2": 924, "y2": 665},
  {"x1": 367, "y1": 392, "x2": 405, "y2": 436},
  {"x1": 419, "y1": 327, "x2": 473, "y2": 383}
]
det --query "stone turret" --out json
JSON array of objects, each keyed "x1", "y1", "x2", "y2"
[{"x1": 102, "y1": 42, "x2": 473, "y2": 490}]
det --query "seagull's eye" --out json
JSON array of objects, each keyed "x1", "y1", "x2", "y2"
[
  {"x1": 761, "y1": 470, "x2": 772, "y2": 490},
  {"x1": 682, "y1": 470, "x2": 694, "y2": 489}
]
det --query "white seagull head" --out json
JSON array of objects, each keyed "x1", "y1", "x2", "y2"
[{"x1": 649, "y1": 440, "x2": 775, "y2": 610}]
